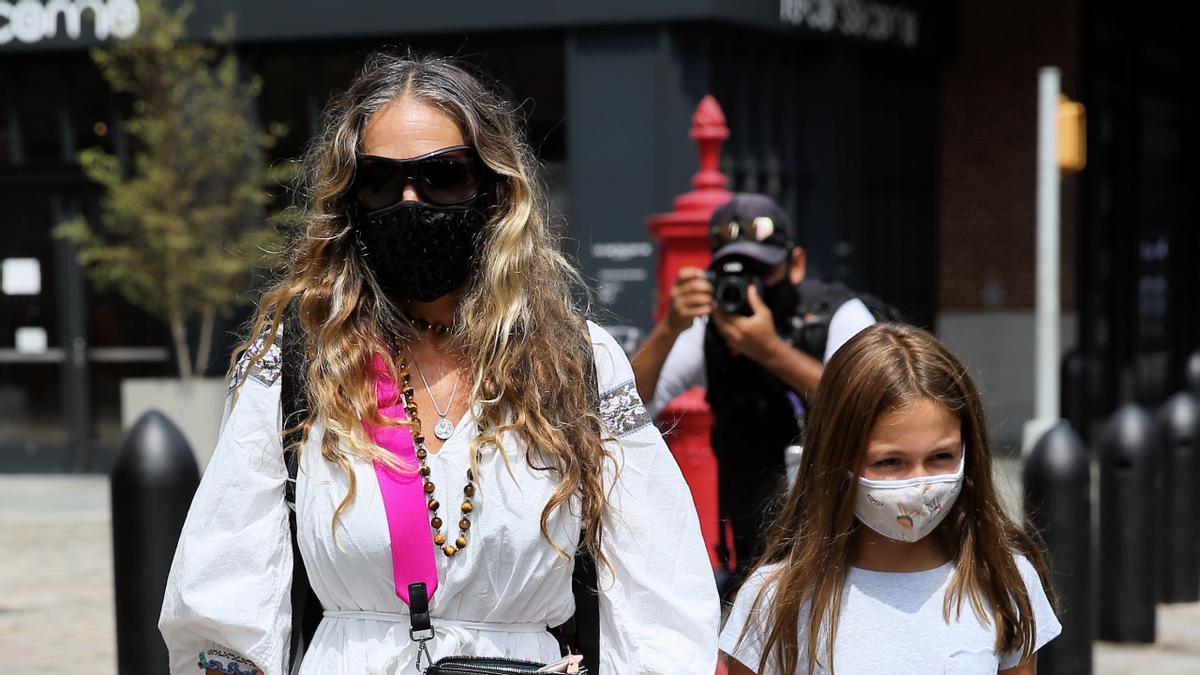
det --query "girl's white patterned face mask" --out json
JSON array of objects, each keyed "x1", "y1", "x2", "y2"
[{"x1": 852, "y1": 457, "x2": 965, "y2": 543}]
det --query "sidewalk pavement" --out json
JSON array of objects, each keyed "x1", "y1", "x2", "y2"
[
  {"x1": 1, "y1": 470, "x2": 1198, "y2": 674},
  {"x1": 0, "y1": 475, "x2": 115, "y2": 675}
]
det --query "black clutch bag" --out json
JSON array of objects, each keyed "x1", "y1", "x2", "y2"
[{"x1": 426, "y1": 655, "x2": 587, "y2": 675}]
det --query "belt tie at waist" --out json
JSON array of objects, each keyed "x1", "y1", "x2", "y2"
[
  {"x1": 323, "y1": 609, "x2": 548, "y2": 633},
  {"x1": 324, "y1": 609, "x2": 554, "y2": 673}
]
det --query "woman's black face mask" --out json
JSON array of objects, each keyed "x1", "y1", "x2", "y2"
[
  {"x1": 354, "y1": 200, "x2": 488, "y2": 302},
  {"x1": 349, "y1": 145, "x2": 498, "y2": 302}
]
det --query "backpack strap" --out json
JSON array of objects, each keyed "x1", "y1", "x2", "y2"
[
  {"x1": 570, "y1": 535, "x2": 602, "y2": 672},
  {"x1": 280, "y1": 308, "x2": 322, "y2": 674},
  {"x1": 555, "y1": 325, "x2": 604, "y2": 671},
  {"x1": 570, "y1": 339, "x2": 603, "y2": 672},
  {"x1": 855, "y1": 290, "x2": 906, "y2": 323}
]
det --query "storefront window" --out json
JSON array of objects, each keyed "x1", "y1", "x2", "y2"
[
  {"x1": 0, "y1": 75, "x2": 12, "y2": 164},
  {"x1": 71, "y1": 62, "x2": 118, "y2": 156},
  {"x1": 259, "y1": 51, "x2": 319, "y2": 162},
  {"x1": 14, "y1": 63, "x2": 64, "y2": 165},
  {"x1": 0, "y1": 187, "x2": 65, "y2": 451}
]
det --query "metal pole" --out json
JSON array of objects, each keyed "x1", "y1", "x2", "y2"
[
  {"x1": 52, "y1": 196, "x2": 91, "y2": 472},
  {"x1": 1026, "y1": 67, "x2": 1061, "y2": 454}
]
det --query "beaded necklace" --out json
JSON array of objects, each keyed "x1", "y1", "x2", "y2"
[
  {"x1": 396, "y1": 354, "x2": 475, "y2": 557},
  {"x1": 403, "y1": 311, "x2": 452, "y2": 336}
]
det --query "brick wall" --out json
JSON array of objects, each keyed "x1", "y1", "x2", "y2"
[{"x1": 938, "y1": 0, "x2": 1082, "y2": 312}]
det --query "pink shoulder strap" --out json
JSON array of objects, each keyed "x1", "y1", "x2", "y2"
[{"x1": 364, "y1": 354, "x2": 438, "y2": 605}]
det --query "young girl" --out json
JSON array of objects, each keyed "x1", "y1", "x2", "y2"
[{"x1": 720, "y1": 323, "x2": 1060, "y2": 675}]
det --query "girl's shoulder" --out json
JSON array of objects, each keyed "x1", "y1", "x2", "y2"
[
  {"x1": 1010, "y1": 551, "x2": 1040, "y2": 581},
  {"x1": 997, "y1": 552, "x2": 1063, "y2": 666},
  {"x1": 1006, "y1": 550, "x2": 1058, "y2": 616},
  {"x1": 1003, "y1": 550, "x2": 1054, "y2": 607},
  {"x1": 719, "y1": 562, "x2": 794, "y2": 673},
  {"x1": 733, "y1": 562, "x2": 790, "y2": 612}
]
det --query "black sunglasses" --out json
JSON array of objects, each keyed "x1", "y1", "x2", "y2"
[
  {"x1": 711, "y1": 215, "x2": 780, "y2": 248},
  {"x1": 351, "y1": 145, "x2": 492, "y2": 212}
]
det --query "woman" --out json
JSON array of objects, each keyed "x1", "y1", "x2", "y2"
[
  {"x1": 159, "y1": 52, "x2": 719, "y2": 675},
  {"x1": 719, "y1": 324, "x2": 1060, "y2": 674}
]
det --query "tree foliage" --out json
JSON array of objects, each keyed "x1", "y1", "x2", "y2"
[{"x1": 54, "y1": 0, "x2": 286, "y2": 379}]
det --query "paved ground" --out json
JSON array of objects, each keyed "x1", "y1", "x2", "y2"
[
  {"x1": 0, "y1": 475, "x2": 116, "y2": 674},
  {"x1": 1, "y1": 471, "x2": 1198, "y2": 674}
]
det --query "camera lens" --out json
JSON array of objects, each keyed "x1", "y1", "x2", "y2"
[{"x1": 714, "y1": 275, "x2": 753, "y2": 316}]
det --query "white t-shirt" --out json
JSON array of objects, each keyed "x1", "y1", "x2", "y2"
[
  {"x1": 719, "y1": 555, "x2": 1061, "y2": 675},
  {"x1": 647, "y1": 298, "x2": 876, "y2": 417}
]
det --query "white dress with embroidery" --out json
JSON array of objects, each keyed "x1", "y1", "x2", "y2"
[{"x1": 158, "y1": 322, "x2": 719, "y2": 675}]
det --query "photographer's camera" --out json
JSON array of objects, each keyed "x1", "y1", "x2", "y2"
[{"x1": 705, "y1": 260, "x2": 762, "y2": 316}]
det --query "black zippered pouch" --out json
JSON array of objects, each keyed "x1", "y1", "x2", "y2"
[{"x1": 427, "y1": 655, "x2": 588, "y2": 675}]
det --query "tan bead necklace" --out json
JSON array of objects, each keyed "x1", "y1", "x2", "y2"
[{"x1": 396, "y1": 354, "x2": 475, "y2": 557}]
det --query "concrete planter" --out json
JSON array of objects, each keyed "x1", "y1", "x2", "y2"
[{"x1": 120, "y1": 378, "x2": 226, "y2": 472}]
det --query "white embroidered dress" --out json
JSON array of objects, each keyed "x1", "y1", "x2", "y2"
[{"x1": 159, "y1": 323, "x2": 719, "y2": 675}]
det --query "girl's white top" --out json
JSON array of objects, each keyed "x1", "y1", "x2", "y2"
[
  {"x1": 159, "y1": 322, "x2": 720, "y2": 675},
  {"x1": 720, "y1": 555, "x2": 1060, "y2": 675}
]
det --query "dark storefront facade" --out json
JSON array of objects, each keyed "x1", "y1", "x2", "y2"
[
  {"x1": 1077, "y1": 0, "x2": 1200, "y2": 427},
  {"x1": 3, "y1": 0, "x2": 944, "y2": 471}
]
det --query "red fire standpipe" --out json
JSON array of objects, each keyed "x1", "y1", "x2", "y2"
[{"x1": 645, "y1": 95, "x2": 731, "y2": 569}]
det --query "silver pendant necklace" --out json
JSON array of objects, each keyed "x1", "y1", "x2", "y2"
[{"x1": 407, "y1": 349, "x2": 460, "y2": 441}]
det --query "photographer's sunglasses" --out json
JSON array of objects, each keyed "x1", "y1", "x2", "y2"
[
  {"x1": 351, "y1": 145, "x2": 491, "y2": 212},
  {"x1": 711, "y1": 215, "x2": 778, "y2": 247}
]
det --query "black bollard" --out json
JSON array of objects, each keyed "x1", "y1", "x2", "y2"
[
  {"x1": 1156, "y1": 391, "x2": 1200, "y2": 603},
  {"x1": 1098, "y1": 403, "x2": 1159, "y2": 643},
  {"x1": 1061, "y1": 349, "x2": 1089, "y2": 443},
  {"x1": 111, "y1": 410, "x2": 200, "y2": 674},
  {"x1": 1187, "y1": 351, "x2": 1200, "y2": 396},
  {"x1": 1024, "y1": 422, "x2": 1092, "y2": 675}
]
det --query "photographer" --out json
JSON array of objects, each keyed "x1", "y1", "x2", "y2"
[{"x1": 632, "y1": 193, "x2": 876, "y2": 575}]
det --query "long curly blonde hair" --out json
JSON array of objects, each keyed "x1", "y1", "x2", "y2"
[{"x1": 231, "y1": 51, "x2": 612, "y2": 559}]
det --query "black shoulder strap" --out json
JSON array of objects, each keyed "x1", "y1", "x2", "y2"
[
  {"x1": 570, "y1": 538, "x2": 601, "y2": 672},
  {"x1": 790, "y1": 278, "x2": 860, "y2": 360},
  {"x1": 280, "y1": 308, "x2": 322, "y2": 674},
  {"x1": 568, "y1": 336, "x2": 602, "y2": 672},
  {"x1": 855, "y1": 290, "x2": 906, "y2": 323}
]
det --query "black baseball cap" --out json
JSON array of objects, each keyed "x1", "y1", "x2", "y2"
[{"x1": 709, "y1": 193, "x2": 794, "y2": 268}]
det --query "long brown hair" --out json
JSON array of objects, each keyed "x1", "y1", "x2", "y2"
[
  {"x1": 229, "y1": 51, "x2": 612, "y2": 559},
  {"x1": 740, "y1": 323, "x2": 1057, "y2": 674}
]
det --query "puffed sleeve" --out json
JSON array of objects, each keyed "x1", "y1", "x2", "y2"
[
  {"x1": 587, "y1": 321, "x2": 721, "y2": 674},
  {"x1": 159, "y1": 334, "x2": 292, "y2": 675}
]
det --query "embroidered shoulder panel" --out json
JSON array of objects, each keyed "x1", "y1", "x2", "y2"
[
  {"x1": 228, "y1": 330, "x2": 283, "y2": 394},
  {"x1": 598, "y1": 379, "x2": 653, "y2": 438}
]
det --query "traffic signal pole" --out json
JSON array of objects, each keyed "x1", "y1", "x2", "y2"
[{"x1": 1025, "y1": 67, "x2": 1063, "y2": 453}]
